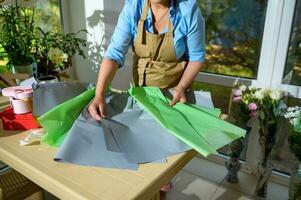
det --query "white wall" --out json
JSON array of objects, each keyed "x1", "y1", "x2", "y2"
[{"x1": 62, "y1": 0, "x2": 133, "y2": 90}]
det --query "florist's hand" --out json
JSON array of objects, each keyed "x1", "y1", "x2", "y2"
[
  {"x1": 169, "y1": 86, "x2": 187, "y2": 107},
  {"x1": 88, "y1": 97, "x2": 106, "y2": 121}
]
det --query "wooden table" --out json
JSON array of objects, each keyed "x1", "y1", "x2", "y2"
[{"x1": 0, "y1": 97, "x2": 197, "y2": 200}]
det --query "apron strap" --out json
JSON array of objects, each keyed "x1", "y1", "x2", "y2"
[
  {"x1": 141, "y1": 0, "x2": 150, "y2": 20},
  {"x1": 137, "y1": 0, "x2": 150, "y2": 45}
]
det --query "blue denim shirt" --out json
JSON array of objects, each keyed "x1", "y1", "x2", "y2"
[{"x1": 104, "y1": 0, "x2": 205, "y2": 67}]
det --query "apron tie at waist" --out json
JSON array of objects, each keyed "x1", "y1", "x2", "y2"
[{"x1": 137, "y1": 58, "x2": 187, "y2": 88}]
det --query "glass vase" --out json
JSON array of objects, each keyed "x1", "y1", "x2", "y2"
[
  {"x1": 254, "y1": 120, "x2": 277, "y2": 199},
  {"x1": 289, "y1": 163, "x2": 301, "y2": 200}
]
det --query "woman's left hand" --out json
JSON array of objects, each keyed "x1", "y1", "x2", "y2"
[{"x1": 169, "y1": 85, "x2": 187, "y2": 106}]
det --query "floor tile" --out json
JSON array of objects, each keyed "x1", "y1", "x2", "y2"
[
  {"x1": 183, "y1": 157, "x2": 227, "y2": 184},
  {"x1": 166, "y1": 170, "x2": 220, "y2": 200},
  {"x1": 210, "y1": 185, "x2": 255, "y2": 200}
]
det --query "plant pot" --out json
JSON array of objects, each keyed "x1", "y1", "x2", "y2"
[
  {"x1": 12, "y1": 63, "x2": 37, "y2": 78},
  {"x1": 37, "y1": 75, "x2": 59, "y2": 84},
  {"x1": 38, "y1": 70, "x2": 61, "y2": 81}
]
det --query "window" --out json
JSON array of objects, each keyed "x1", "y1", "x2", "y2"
[
  {"x1": 35, "y1": 0, "x2": 62, "y2": 33},
  {"x1": 197, "y1": 0, "x2": 268, "y2": 79},
  {"x1": 271, "y1": 0, "x2": 301, "y2": 175},
  {"x1": 282, "y1": 0, "x2": 301, "y2": 86}
]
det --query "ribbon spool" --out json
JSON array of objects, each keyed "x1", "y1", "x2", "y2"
[{"x1": 2, "y1": 86, "x2": 33, "y2": 114}]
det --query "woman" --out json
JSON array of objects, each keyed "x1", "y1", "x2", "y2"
[{"x1": 88, "y1": 0, "x2": 205, "y2": 119}]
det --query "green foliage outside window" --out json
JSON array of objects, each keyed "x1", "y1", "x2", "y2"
[
  {"x1": 197, "y1": 0, "x2": 268, "y2": 78},
  {"x1": 283, "y1": 0, "x2": 301, "y2": 86}
]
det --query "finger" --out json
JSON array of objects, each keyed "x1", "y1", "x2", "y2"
[
  {"x1": 88, "y1": 105, "x2": 102, "y2": 121},
  {"x1": 169, "y1": 96, "x2": 179, "y2": 107},
  {"x1": 179, "y1": 95, "x2": 187, "y2": 103},
  {"x1": 98, "y1": 104, "x2": 106, "y2": 118}
]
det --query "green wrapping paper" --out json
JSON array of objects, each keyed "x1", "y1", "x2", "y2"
[
  {"x1": 38, "y1": 88, "x2": 95, "y2": 147},
  {"x1": 129, "y1": 87, "x2": 246, "y2": 157}
]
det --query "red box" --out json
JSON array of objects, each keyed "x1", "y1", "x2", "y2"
[{"x1": 0, "y1": 107, "x2": 40, "y2": 130}]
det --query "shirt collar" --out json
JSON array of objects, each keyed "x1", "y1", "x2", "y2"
[{"x1": 146, "y1": 0, "x2": 176, "y2": 21}]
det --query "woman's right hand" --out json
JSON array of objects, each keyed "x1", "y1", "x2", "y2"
[{"x1": 88, "y1": 97, "x2": 106, "y2": 121}]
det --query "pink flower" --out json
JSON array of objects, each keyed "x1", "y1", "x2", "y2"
[
  {"x1": 233, "y1": 89, "x2": 242, "y2": 97},
  {"x1": 233, "y1": 96, "x2": 242, "y2": 102},
  {"x1": 248, "y1": 102, "x2": 257, "y2": 111}
]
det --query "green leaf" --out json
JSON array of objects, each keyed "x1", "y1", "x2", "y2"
[
  {"x1": 0, "y1": 65, "x2": 8, "y2": 74},
  {"x1": 259, "y1": 110, "x2": 265, "y2": 120}
]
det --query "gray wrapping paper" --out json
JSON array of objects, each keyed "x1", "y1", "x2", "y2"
[
  {"x1": 54, "y1": 90, "x2": 214, "y2": 169},
  {"x1": 32, "y1": 82, "x2": 93, "y2": 116}
]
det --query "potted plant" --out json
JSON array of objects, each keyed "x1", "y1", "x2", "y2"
[
  {"x1": 0, "y1": 0, "x2": 87, "y2": 82},
  {"x1": 283, "y1": 106, "x2": 301, "y2": 200},
  {"x1": 232, "y1": 85, "x2": 286, "y2": 199},
  {"x1": 0, "y1": 0, "x2": 37, "y2": 77},
  {"x1": 34, "y1": 28, "x2": 87, "y2": 80}
]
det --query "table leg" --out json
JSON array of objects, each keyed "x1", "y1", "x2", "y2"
[{"x1": 149, "y1": 191, "x2": 160, "y2": 200}]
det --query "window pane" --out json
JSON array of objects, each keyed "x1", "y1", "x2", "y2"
[
  {"x1": 197, "y1": 0, "x2": 268, "y2": 79},
  {"x1": 282, "y1": 0, "x2": 301, "y2": 86},
  {"x1": 35, "y1": 0, "x2": 62, "y2": 33}
]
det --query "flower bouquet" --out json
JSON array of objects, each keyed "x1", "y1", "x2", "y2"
[
  {"x1": 232, "y1": 85, "x2": 286, "y2": 199},
  {"x1": 284, "y1": 106, "x2": 301, "y2": 200}
]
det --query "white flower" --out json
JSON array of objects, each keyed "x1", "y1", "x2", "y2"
[
  {"x1": 283, "y1": 114, "x2": 289, "y2": 119},
  {"x1": 239, "y1": 85, "x2": 247, "y2": 92},
  {"x1": 48, "y1": 48, "x2": 68, "y2": 67},
  {"x1": 287, "y1": 106, "x2": 301, "y2": 112},
  {"x1": 254, "y1": 90, "x2": 265, "y2": 100},
  {"x1": 292, "y1": 118, "x2": 299, "y2": 126},
  {"x1": 262, "y1": 88, "x2": 271, "y2": 95},
  {"x1": 248, "y1": 85, "x2": 257, "y2": 90},
  {"x1": 269, "y1": 89, "x2": 283, "y2": 100}
]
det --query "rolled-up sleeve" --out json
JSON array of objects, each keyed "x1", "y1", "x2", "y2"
[
  {"x1": 104, "y1": 1, "x2": 133, "y2": 67},
  {"x1": 185, "y1": 2, "x2": 205, "y2": 62}
]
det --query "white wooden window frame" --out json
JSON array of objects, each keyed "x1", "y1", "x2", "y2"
[{"x1": 197, "y1": 0, "x2": 297, "y2": 185}]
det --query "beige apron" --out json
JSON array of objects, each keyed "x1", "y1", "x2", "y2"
[{"x1": 132, "y1": 0, "x2": 187, "y2": 89}]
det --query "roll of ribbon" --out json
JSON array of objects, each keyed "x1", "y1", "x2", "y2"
[
  {"x1": 2, "y1": 86, "x2": 33, "y2": 114},
  {"x1": 11, "y1": 99, "x2": 32, "y2": 114}
]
